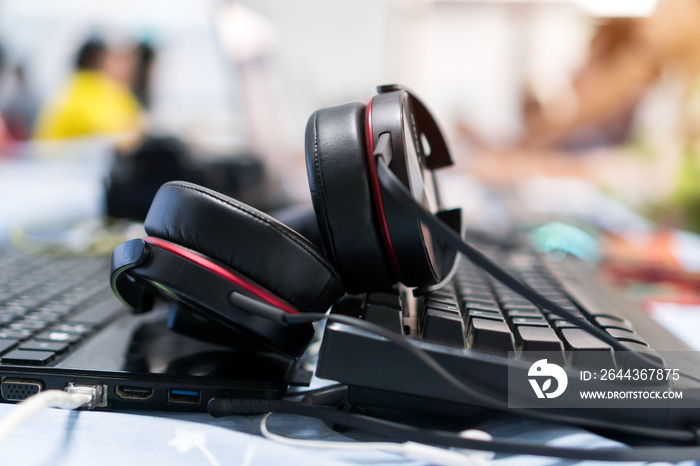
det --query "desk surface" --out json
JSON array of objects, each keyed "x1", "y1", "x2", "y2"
[{"x1": 1, "y1": 400, "x2": 673, "y2": 466}]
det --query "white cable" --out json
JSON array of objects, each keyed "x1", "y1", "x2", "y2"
[
  {"x1": 259, "y1": 412, "x2": 492, "y2": 466},
  {"x1": 0, "y1": 390, "x2": 92, "y2": 446}
]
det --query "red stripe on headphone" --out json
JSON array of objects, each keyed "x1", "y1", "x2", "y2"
[
  {"x1": 365, "y1": 97, "x2": 404, "y2": 282},
  {"x1": 143, "y1": 236, "x2": 299, "y2": 315}
]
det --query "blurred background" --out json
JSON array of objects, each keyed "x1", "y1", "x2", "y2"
[{"x1": 1, "y1": 0, "x2": 700, "y2": 305}]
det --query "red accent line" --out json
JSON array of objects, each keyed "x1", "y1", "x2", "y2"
[
  {"x1": 143, "y1": 237, "x2": 299, "y2": 315},
  {"x1": 365, "y1": 98, "x2": 404, "y2": 281}
]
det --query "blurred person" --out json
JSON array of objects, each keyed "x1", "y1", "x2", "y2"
[
  {"x1": 647, "y1": 0, "x2": 700, "y2": 233},
  {"x1": 510, "y1": 0, "x2": 700, "y2": 233},
  {"x1": 0, "y1": 44, "x2": 9, "y2": 148},
  {"x1": 520, "y1": 0, "x2": 700, "y2": 153},
  {"x1": 1, "y1": 63, "x2": 39, "y2": 140},
  {"x1": 131, "y1": 41, "x2": 156, "y2": 109},
  {"x1": 33, "y1": 38, "x2": 142, "y2": 140},
  {"x1": 522, "y1": 17, "x2": 655, "y2": 150}
]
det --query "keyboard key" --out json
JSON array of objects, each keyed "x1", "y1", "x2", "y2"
[
  {"x1": 20, "y1": 340, "x2": 70, "y2": 353},
  {"x1": 0, "y1": 329, "x2": 33, "y2": 341},
  {"x1": 9, "y1": 320, "x2": 49, "y2": 331},
  {"x1": 463, "y1": 298, "x2": 496, "y2": 310},
  {"x1": 502, "y1": 303, "x2": 539, "y2": 312},
  {"x1": 0, "y1": 314, "x2": 17, "y2": 325},
  {"x1": 459, "y1": 286, "x2": 492, "y2": 297},
  {"x1": 548, "y1": 314, "x2": 586, "y2": 323},
  {"x1": 506, "y1": 309, "x2": 543, "y2": 318},
  {"x1": 618, "y1": 342, "x2": 666, "y2": 368},
  {"x1": 34, "y1": 331, "x2": 82, "y2": 344},
  {"x1": 467, "y1": 318, "x2": 515, "y2": 354},
  {"x1": 467, "y1": 309, "x2": 503, "y2": 321},
  {"x1": 27, "y1": 312, "x2": 63, "y2": 324},
  {"x1": 499, "y1": 297, "x2": 532, "y2": 307},
  {"x1": 512, "y1": 317, "x2": 549, "y2": 327},
  {"x1": 423, "y1": 309, "x2": 466, "y2": 347},
  {"x1": 560, "y1": 328, "x2": 614, "y2": 368},
  {"x1": 556, "y1": 302, "x2": 580, "y2": 311},
  {"x1": 1, "y1": 349, "x2": 55, "y2": 366},
  {"x1": 465, "y1": 302, "x2": 500, "y2": 313},
  {"x1": 542, "y1": 297, "x2": 573, "y2": 306},
  {"x1": 495, "y1": 287, "x2": 521, "y2": 296},
  {"x1": 425, "y1": 299, "x2": 459, "y2": 314},
  {"x1": 594, "y1": 316, "x2": 634, "y2": 332},
  {"x1": 364, "y1": 303, "x2": 404, "y2": 335},
  {"x1": 1, "y1": 307, "x2": 28, "y2": 318},
  {"x1": 560, "y1": 328, "x2": 611, "y2": 349},
  {"x1": 426, "y1": 292, "x2": 458, "y2": 305},
  {"x1": 591, "y1": 313, "x2": 629, "y2": 323},
  {"x1": 51, "y1": 323, "x2": 93, "y2": 335},
  {"x1": 606, "y1": 328, "x2": 646, "y2": 345},
  {"x1": 366, "y1": 292, "x2": 401, "y2": 309},
  {"x1": 0, "y1": 339, "x2": 19, "y2": 355},
  {"x1": 37, "y1": 303, "x2": 73, "y2": 314},
  {"x1": 516, "y1": 326, "x2": 565, "y2": 354},
  {"x1": 553, "y1": 320, "x2": 580, "y2": 329},
  {"x1": 465, "y1": 295, "x2": 495, "y2": 306}
]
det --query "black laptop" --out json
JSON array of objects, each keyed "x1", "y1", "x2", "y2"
[{"x1": 0, "y1": 247, "x2": 302, "y2": 411}]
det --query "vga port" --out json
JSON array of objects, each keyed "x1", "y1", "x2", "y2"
[{"x1": 1, "y1": 379, "x2": 44, "y2": 401}]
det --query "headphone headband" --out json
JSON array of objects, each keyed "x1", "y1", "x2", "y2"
[
  {"x1": 377, "y1": 84, "x2": 452, "y2": 169},
  {"x1": 111, "y1": 238, "x2": 314, "y2": 357}
]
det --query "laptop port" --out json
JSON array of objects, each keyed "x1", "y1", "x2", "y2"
[
  {"x1": 1, "y1": 379, "x2": 44, "y2": 401},
  {"x1": 167, "y1": 389, "x2": 201, "y2": 404},
  {"x1": 115, "y1": 385, "x2": 153, "y2": 401},
  {"x1": 65, "y1": 383, "x2": 108, "y2": 409}
]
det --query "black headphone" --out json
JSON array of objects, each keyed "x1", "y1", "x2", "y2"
[{"x1": 110, "y1": 84, "x2": 459, "y2": 357}]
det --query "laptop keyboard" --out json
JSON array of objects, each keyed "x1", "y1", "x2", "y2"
[{"x1": 0, "y1": 251, "x2": 123, "y2": 366}]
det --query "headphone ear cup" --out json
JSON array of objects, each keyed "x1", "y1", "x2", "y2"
[
  {"x1": 305, "y1": 102, "x2": 396, "y2": 293},
  {"x1": 144, "y1": 181, "x2": 345, "y2": 314}
]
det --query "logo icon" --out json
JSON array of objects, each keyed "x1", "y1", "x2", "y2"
[{"x1": 528, "y1": 359, "x2": 568, "y2": 399}]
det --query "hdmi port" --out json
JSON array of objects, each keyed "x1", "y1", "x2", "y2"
[{"x1": 115, "y1": 385, "x2": 153, "y2": 401}]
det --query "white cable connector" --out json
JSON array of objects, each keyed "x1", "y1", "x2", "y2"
[
  {"x1": 259, "y1": 412, "x2": 492, "y2": 466},
  {"x1": 0, "y1": 389, "x2": 94, "y2": 446}
]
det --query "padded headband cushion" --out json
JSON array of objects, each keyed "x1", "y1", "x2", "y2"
[
  {"x1": 144, "y1": 182, "x2": 344, "y2": 314},
  {"x1": 305, "y1": 102, "x2": 395, "y2": 293}
]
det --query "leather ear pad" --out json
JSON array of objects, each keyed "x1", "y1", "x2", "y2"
[
  {"x1": 270, "y1": 205, "x2": 323, "y2": 251},
  {"x1": 144, "y1": 182, "x2": 344, "y2": 314},
  {"x1": 305, "y1": 102, "x2": 396, "y2": 293}
]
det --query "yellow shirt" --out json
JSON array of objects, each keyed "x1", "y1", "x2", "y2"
[{"x1": 34, "y1": 71, "x2": 141, "y2": 140}]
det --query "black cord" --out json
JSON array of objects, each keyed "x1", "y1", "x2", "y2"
[{"x1": 208, "y1": 397, "x2": 700, "y2": 462}]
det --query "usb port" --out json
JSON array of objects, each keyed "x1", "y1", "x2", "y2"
[{"x1": 167, "y1": 389, "x2": 201, "y2": 404}]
